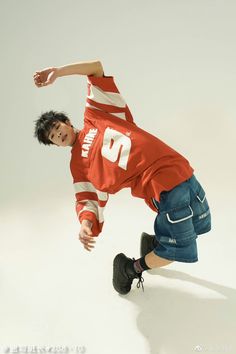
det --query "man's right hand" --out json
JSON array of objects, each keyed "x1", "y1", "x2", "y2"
[
  {"x1": 33, "y1": 67, "x2": 58, "y2": 87},
  {"x1": 78, "y1": 220, "x2": 96, "y2": 252}
]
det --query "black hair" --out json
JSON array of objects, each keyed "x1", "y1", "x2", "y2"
[{"x1": 34, "y1": 110, "x2": 69, "y2": 145}]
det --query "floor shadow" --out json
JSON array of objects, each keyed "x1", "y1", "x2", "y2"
[{"x1": 122, "y1": 269, "x2": 235, "y2": 354}]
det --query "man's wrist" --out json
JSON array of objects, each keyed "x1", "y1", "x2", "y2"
[
  {"x1": 81, "y1": 219, "x2": 93, "y2": 227},
  {"x1": 56, "y1": 66, "x2": 65, "y2": 78}
]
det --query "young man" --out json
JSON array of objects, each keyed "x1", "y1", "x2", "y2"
[{"x1": 33, "y1": 60, "x2": 211, "y2": 295}]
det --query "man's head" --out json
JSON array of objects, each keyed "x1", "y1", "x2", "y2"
[{"x1": 34, "y1": 110, "x2": 78, "y2": 147}]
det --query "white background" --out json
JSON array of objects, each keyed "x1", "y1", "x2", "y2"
[{"x1": 0, "y1": 1, "x2": 236, "y2": 353}]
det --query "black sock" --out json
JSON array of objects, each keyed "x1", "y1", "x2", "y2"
[{"x1": 133, "y1": 256, "x2": 151, "y2": 273}]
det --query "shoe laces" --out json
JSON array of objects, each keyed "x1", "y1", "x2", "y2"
[
  {"x1": 132, "y1": 258, "x2": 145, "y2": 292},
  {"x1": 136, "y1": 274, "x2": 144, "y2": 291}
]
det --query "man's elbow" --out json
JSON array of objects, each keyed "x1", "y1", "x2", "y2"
[{"x1": 93, "y1": 60, "x2": 104, "y2": 77}]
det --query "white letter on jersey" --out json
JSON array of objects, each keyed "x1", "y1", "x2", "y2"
[
  {"x1": 81, "y1": 128, "x2": 98, "y2": 158},
  {"x1": 101, "y1": 127, "x2": 131, "y2": 170}
]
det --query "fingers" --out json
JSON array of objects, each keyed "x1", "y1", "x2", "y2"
[
  {"x1": 84, "y1": 243, "x2": 94, "y2": 252},
  {"x1": 33, "y1": 76, "x2": 48, "y2": 87},
  {"x1": 83, "y1": 239, "x2": 95, "y2": 252},
  {"x1": 78, "y1": 222, "x2": 95, "y2": 251},
  {"x1": 79, "y1": 235, "x2": 96, "y2": 244},
  {"x1": 79, "y1": 234, "x2": 96, "y2": 252},
  {"x1": 33, "y1": 73, "x2": 43, "y2": 87},
  {"x1": 33, "y1": 72, "x2": 49, "y2": 88}
]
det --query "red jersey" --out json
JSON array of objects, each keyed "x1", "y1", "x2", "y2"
[{"x1": 70, "y1": 74, "x2": 194, "y2": 236}]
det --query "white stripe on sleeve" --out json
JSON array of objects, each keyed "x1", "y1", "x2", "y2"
[
  {"x1": 74, "y1": 182, "x2": 108, "y2": 201},
  {"x1": 78, "y1": 200, "x2": 105, "y2": 223},
  {"x1": 87, "y1": 84, "x2": 126, "y2": 108},
  {"x1": 85, "y1": 102, "x2": 126, "y2": 120}
]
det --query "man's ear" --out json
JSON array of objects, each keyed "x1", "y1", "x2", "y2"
[{"x1": 65, "y1": 119, "x2": 72, "y2": 126}]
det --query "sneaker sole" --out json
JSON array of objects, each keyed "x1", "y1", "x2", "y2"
[{"x1": 113, "y1": 253, "x2": 132, "y2": 295}]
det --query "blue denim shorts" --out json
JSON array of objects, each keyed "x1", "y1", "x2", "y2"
[{"x1": 152, "y1": 174, "x2": 211, "y2": 263}]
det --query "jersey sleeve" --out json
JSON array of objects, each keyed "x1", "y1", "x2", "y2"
[
  {"x1": 73, "y1": 181, "x2": 109, "y2": 236},
  {"x1": 85, "y1": 74, "x2": 135, "y2": 123}
]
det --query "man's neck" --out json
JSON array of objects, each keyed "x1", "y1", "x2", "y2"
[{"x1": 70, "y1": 128, "x2": 79, "y2": 147}]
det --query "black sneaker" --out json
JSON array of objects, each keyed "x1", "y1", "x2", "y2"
[
  {"x1": 140, "y1": 232, "x2": 158, "y2": 258},
  {"x1": 112, "y1": 253, "x2": 144, "y2": 295}
]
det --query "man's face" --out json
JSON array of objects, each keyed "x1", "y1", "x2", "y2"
[{"x1": 48, "y1": 120, "x2": 77, "y2": 147}]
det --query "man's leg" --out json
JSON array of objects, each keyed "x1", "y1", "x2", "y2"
[
  {"x1": 145, "y1": 251, "x2": 174, "y2": 268},
  {"x1": 140, "y1": 233, "x2": 174, "y2": 268}
]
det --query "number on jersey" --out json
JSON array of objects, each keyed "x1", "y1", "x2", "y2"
[{"x1": 101, "y1": 127, "x2": 131, "y2": 170}]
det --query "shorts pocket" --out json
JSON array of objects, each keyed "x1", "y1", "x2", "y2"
[
  {"x1": 166, "y1": 205, "x2": 193, "y2": 224},
  {"x1": 192, "y1": 185, "x2": 211, "y2": 234},
  {"x1": 194, "y1": 185, "x2": 211, "y2": 219},
  {"x1": 165, "y1": 205, "x2": 196, "y2": 245},
  {"x1": 196, "y1": 184, "x2": 207, "y2": 204}
]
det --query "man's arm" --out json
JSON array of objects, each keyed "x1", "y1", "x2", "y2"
[
  {"x1": 33, "y1": 60, "x2": 104, "y2": 87},
  {"x1": 57, "y1": 60, "x2": 104, "y2": 78}
]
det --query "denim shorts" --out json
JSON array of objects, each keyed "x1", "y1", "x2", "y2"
[{"x1": 152, "y1": 174, "x2": 211, "y2": 263}]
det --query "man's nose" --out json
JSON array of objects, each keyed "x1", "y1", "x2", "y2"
[{"x1": 57, "y1": 131, "x2": 61, "y2": 137}]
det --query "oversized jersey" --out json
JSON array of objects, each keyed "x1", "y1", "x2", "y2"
[{"x1": 70, "y1": 74, "x2": 194, "y2": 236}]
